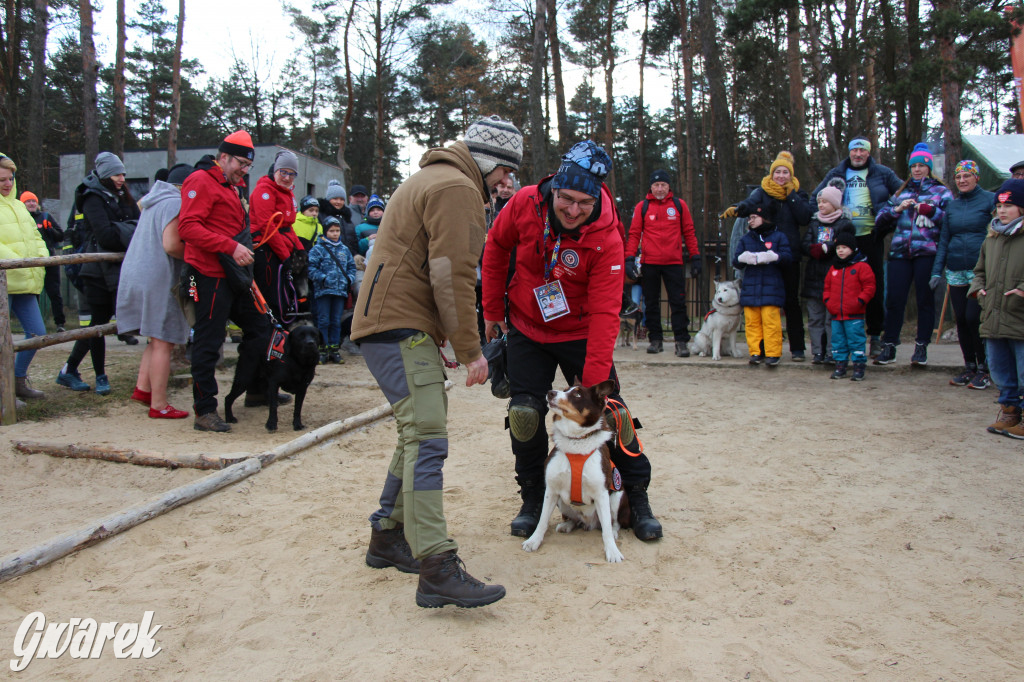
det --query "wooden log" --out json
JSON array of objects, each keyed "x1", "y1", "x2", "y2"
[
  {"x1": 0, "y1": 457, "x2": 262, "y2": 584},
  {"x1": 12, "y1": 322, "x2": 118, "y2": 353},
  {"x1": 0, "y1": 269, "x2": 15, "y2": 425},
  {"x1": 13, "y1": 441, "x2": 250, "y2": 470},
  {"x1": 259, "y1": 402, "x2": 395, "y2": 466},
  {"x1": 0, "y1": 252, "x2": 124, "y2": 270}
]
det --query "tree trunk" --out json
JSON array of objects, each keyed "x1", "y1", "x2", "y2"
[
  {"x1": 167, "y1": 0, "x2": 185, "y2": 167},
  {"x1": 80, "y1": 0, "x2": 99, "y2": 169},
  {"x1": 937, "y1": 0, "x2": 961, "y2": 183},
  {"x1": 112, "y1": 0, "x2": 126, "y2": 158},
  {"x1": 602, "y1": 0, "x2": 617, "y2": 199},
  {"x1": 547, "y1": 0, "x2": 569, "y2": 152},
  {"x1": 0, "y1": 0, "x2": 25, "y2": 160},
  {"x1": 528, "y1": 0, "x2": 547, "y2": 182},
  {"x1": 697, "y1": 0, "x2": 737, "y2": 203},
  {"x1": 786, "y1": 4, "x2": 807, "y2": 174},
  {"x1": 637, "y1": 0, "x2": 649, "y2": 189},
  {"x1": 336, "y1": 0, "x2": 356, "y2": 182},
  {"x1": 802, "y1": 1, "x2": 840, "y2": 163},
  {"x1": 25, "y1": 0, "x2": 47, "y2": 194}
]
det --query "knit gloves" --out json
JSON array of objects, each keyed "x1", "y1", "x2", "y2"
[{"x1": 756, "y1": 250, "x2": 780, "y2": 264}]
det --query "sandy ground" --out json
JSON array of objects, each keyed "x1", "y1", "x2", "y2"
[{"x1": 0, "y1": 340, "x2": 1022, "y2": 681}]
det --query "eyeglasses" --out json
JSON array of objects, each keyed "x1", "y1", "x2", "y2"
[
  {"x1": 1013, "y1": 171, "x2": 1024, "y2": 179},
  {"x1": 233, "y1": 156, "x2": 254, "y2": 171},
  {"x1": 276, "y1": 170, "x2": 297, "y2": 179},
  {"x1": 554, "y1": 190, "x2": 597, "y2": 210}
]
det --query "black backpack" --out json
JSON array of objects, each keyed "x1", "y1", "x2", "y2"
[{"x1": 63, "y1": 207, "x2": 93, "y2": 292}]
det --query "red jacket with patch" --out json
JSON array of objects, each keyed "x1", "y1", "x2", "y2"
[
  {"x1": 178, "y1": 164, "x2": 248, "y2": 278},
  {"x1": 625, "y1": 191, "x2": 699, "y2": 265},
  {"x1": 481, "y1": 178, "x2": 624, "y2": 387},
  {"x1": 249, "y1": 174, "x2": 302, "y2": 261},
  {"x1": 823, "y1": 254, "x2": 877, "y2": 321}
]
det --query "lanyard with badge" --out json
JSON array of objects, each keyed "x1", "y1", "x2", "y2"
[{"x1": 534, "y1": 211, "x2": 571, "y2": 322}]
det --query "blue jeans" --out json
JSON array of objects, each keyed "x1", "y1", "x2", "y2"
[
  {"x1": 831, "y1": 318, "x2": 867, "y2": 363},
  {"x1": 316, "y1": 294, "x2": 346, "y2": 346},
  {"x1": 9, "y1": 294, "x2": 46, "y2": 378},
  {"x1": 986, "y1": 338, "x2": 1024, "y2": 407}
]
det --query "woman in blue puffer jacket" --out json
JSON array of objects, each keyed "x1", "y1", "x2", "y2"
[
  {"x1": 873, "y1": 142, "x2": 954, "y2": 367},
  {"x1": 929, "y1": 159, "x2": 995, "y2": 389}
]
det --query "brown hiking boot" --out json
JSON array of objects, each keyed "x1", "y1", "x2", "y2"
[
  {"x1": 1003, "y1": 423, "x2": 1024, "y2": 440},
  {"x1": 415, "y1": 550, "x2": 506, "y2": 609},
  {"x1": 987, "y1": 405, "x2": 1022, "y2": 435},
  {"x1": 15, "y1": 376, "x2": 44, "y2": 400},
  {"x1": 365, "y1": 526, "x2": 421, "y2": 574},
  {"x1": 194, "y1": 411, "x2": 231, "y2": 432}
]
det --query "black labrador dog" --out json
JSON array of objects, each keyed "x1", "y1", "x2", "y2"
[{"x1": 224, "y1": 321, "x2": 320, "y2": 431}]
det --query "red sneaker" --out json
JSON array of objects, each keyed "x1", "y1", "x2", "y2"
[
  {"x1": 131, "y1": 387, "x2": 152, "y2": 405},
  {"x1": 149, "y1": 404, "x2": 189, "y2": 419}
]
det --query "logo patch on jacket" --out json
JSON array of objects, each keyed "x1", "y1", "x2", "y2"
[
  {"x1": 667, "y1": 207, "x2": 677, "y2": 217},
  {"x1": 561, "y1": 250, "x2": 579, "y2": 268},
  {"x1": 262, "y1": 193, "x2": 270, "y2": 200},
  {"x1": 188, "y1": 190, "x2": 196, "y2": 199},
  {"x1": 765, "y1": 242, "x2": 773, "y2": 249}
]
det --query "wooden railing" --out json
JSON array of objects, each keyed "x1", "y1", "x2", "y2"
[{"x1": 0, "y1": 252, "x2": 125, "y2": 425}]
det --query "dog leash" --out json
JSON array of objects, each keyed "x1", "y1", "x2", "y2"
[
  {"x1": 253, "y1": 211, "x2": 284, "y2": 249},
  {"x1": 604, "y1": 397, "x2": 643, "y2": 457}
]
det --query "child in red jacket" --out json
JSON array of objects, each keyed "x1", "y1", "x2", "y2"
[{"x1": 823, "y1": 231, "x2": 877, "y2": 380}]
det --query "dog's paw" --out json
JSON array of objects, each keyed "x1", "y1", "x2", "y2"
[
  {"x1": 265, "y1": 422, "x2": 278, "y2": 432},
  {"x1": 522, "y1": 537, "x2": 542, "y2": 553},
  {"x1": 225, "y1": 415, "x2": 238, "y2": 424},
  {"x1": 293, "y1": 422, "x2": 304, "y2": 431},
  {"x1": 556, "y1": 521, "x2": 576, "y2": 534},
  {"x1": 605, "y1": 546, "x2": 624, "y2": 563},
  {"x1": 712, "y1": 354, "x2": 722, "y2": 361}
]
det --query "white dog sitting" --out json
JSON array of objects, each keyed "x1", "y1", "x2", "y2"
[{"x1": 687, "y1": 280, "x2": 744, "y2": 361}]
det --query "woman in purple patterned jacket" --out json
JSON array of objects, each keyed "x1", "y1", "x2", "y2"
[{"x1": 872, "y1": 142, "x2": 953, "y2": 367}]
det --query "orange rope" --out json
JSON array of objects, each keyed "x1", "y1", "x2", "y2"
[
  {"x1": 604, "y1": 397, "x2": 643, "y2": 457},
  {"x1": 253, "y1": 211, "x2": 284, "y2": 249}
]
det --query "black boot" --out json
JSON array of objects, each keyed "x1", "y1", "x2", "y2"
[
  {"x1": 415, "y1": 550, "x2": 506, "y2": 608},
  {"x1": 831, "y1": 361, "x2": 848, "y2": 379},
  {"x1": 365, "y1": 525, "x2": 421, "y2": 574},
  {"x1": 627, "y1": 481, "x2": 663, "y2": 541},
  {"x1": 851, "y1": 361, "x2": 866, "y2": 381},
  {"x1": 510, "y1": 478, "x2": 545, "y2": 537}
]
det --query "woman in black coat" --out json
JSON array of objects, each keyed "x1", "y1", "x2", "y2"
[
  {"x1": 56, "y1": 152, "x2": 140, "y2": 395},
  {"x1": 726, "y1": 151, "x2": 812, "y2": 360}
]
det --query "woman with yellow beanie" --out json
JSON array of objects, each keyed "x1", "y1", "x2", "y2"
[{"x1": 724, "y1": 151, "x2": 812, "y2": 361}]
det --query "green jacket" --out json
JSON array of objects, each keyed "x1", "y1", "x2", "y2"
[
  {"x1": 351, "y1": 141, "x2": 488, "y2": 364},
  {"x1": 969, "y1": 219, "x2": 1024, "y2": 341}
]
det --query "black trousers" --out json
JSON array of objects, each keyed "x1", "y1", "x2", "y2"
[
  {"x1": 191, "y1": 272, "x2": 270, "y2": 416},
  {"x1": 43, "y1": 265, "x2": 65, "y2": 325},
  {"x1": 780, "y1": 260, "x2": 805, "y2": 352},
  {"x1": 857, "y1": 233, "x2": 885, "y2": 337},
  {"x1": 506, "y1": 327, "x2": 652, "y2": 487},
  {"x1": 949, "y1": 284, "x2": 986, "y2": 367},
  {"x1": 66, "y1": 281, "x2": 113, "y2": 376},
  {"x1": 641, "y1": 263, "x2": 690, "y2": 342}
]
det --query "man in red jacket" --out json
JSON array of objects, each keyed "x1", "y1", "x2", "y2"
[
  {"x1": 178, "y1": 130, "x2": 270, "y2": 432},
  {"x1": 625, "y1": 169, "x2": 701, "y2": 356},
  {"x1": 482, "y1": 141, "x2": 663, "y2": 542}
]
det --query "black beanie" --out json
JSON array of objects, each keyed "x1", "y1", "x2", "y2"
[
  {"x1": 649, "y1": 169, "x2": 671, "y2": 187},
  {"x1": 834, "y1": 231, "x2": 857, "y2": 251}
]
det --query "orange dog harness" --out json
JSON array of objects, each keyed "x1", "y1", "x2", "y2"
[{"x1": 564, "y1": 452, "x2": 622, "y2": 505}]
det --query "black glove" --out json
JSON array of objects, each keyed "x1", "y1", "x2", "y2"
[
  {"x1": 689, "y1": 256, "x2": 702, "y2": 278},
  {"x1": 625, "y1": 257, "x2": 640, "y2": 282}
]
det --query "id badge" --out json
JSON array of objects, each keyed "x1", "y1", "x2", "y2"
[{"x1": 534, "y1": 280, "x2": 570, "y2": 322}]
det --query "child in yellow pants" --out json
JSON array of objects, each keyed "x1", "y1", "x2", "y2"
[
  {"x1": 744, "y1": 306, "x2": 783, "y2": 360},
  {"x1": 733, "y1": 213, "x2": 793, "y2": 367}
]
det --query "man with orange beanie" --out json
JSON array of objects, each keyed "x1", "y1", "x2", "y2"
[{"x1": 178, "y1": 130, "x2": 271, "y2": 432}]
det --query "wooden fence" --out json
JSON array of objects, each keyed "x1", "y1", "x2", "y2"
[{"x1": 0, "y1": 252, "x2": 125, "y2": 425}]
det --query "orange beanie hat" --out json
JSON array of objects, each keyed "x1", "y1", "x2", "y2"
[
  {"x1": 219, "y1": 130, "x2": 255, "y2": 160},
  {"x1": 19, "y1": 191, "x2": 38, "y2": 204}
]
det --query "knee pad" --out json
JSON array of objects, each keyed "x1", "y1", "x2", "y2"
[
  {"x1": 608, "y1": 405, "x2": 636, "y2": 446},
  {"x1": 508, "y1": 395, "x2": 545, "y2": 443}
]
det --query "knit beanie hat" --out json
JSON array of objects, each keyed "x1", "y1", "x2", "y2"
[
  {"x1": 219, "y1": 130, "x2": 255, "y2": 161},
  {"x1": 834, "y1": 230, "x2": 857, "y2": 251},
  {"x1": 818, "y1": 185, "x2": 843, "y2": 212},
  {"x1": 769, "y1": 151, "x2": 795, "y2": 176},
  {"x1": 551, "y1": 140, "x2": 612, "y2": 198},
  {"x1": 19, "y1": 191, "x2": 38, "y2": 204},
  {"x1": 322, "y1": 215, "x2": 341, "y2": 229},
  {"x1": 94, "y1": 152, "x2": 126, "y2": 179},
  {"x1": 908, "y1": 142, "x2": 933, "y2": 170},
  {"x1": 464, "y1": 115, "x2": 524, "y2": 176},
  {"x1": 649, "y1": 169, "x2": 671, "y2": 187},
  {"x1": 299, "y1": 195, "x2": 319, "y2": 212},
  {"x1": 954, "y1": 159, "x2": 980, "y2": 177},
  {"x1": 366, "y1": 194, "x2": 386, "y2": 213},
  {"x1": 996, "y1": 179, "x2": 1024, "y2": 208},
  {"x1": 166, "y1": 163, "x2": 193, "y2": 185},
  {"x1": 154, "y1": 168, "x2": 169, "y2": 183},
  {"x1": 274, "y1": 150, "x2": 299, "y2": 173},
  {"x1": 325, "y1": 180, "x2": 346, "y2": 201}
]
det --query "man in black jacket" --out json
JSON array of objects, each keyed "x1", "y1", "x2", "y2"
[{"x1": 20, "y1": 191, "x2": 65, "y2": 331}]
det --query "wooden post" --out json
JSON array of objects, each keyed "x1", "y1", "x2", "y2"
[
  {"x1": 0, "y1": 270, "x2": 16, "y2": 425},
  {"x1": 13, "y1": 441, "x2": 250, "y2": 470}
]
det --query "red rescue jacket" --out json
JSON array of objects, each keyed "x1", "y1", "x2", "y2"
[
  {"x1": 249, "y1": 174, "x2": 302, "y2": 261},
  {"x1": 178, "y1": 164, "x2": 248, "y2": 278},
  {"x1": 481, "y1": 178, "x2": 624, "y2": 387},
  {"x1": 625, "y1": 191, "x2": 699, "y2": 265}
]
